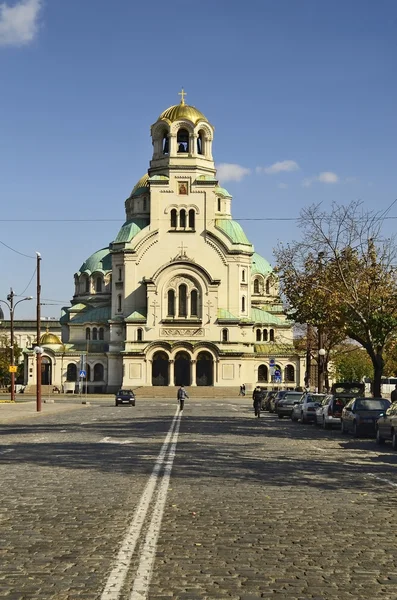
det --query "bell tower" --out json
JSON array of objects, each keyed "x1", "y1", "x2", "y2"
[{"x1": 149, "y1": 89, "x2": 216, "y2": 178}]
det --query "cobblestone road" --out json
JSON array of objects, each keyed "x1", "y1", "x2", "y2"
[{"x1": 1, "y1": 398, "x2": 397, "y2": 599}]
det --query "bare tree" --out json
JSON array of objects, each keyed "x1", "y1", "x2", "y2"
[{"x1": 275, "y1": 200, "x2": 397, "y2": 397}]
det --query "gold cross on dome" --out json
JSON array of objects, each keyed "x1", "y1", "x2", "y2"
[{"x1": 178, "y1": 88, "x2": 187, "y2": 105}]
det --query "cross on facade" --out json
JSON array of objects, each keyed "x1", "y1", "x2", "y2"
[
  {"x1": 178, "y1": 241, "x2": 187, "y2": 256},
  {"x1": 178, "y1": 88, "x2": 187, "y2": 105},
  {"x1": 151, "y1": 298, "x2": 159, "y2": 326},
  {"x1": 205, "y1": 299, "x2": 213, "y2": 323}
]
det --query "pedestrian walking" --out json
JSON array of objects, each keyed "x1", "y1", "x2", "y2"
[
  {"x1": 239, "y1": 383, "x2": 246, "y2": 396},
  {"x1": 252, "y1": 386, "x2": 262, "y2": 418},
  {"x1": 177, "y1": 385, "x2": 189, "y2": 411},
  {"x1": 391, "y1": 384, "x2": 397, "y2": 404}
]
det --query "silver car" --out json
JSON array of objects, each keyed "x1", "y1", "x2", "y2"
[
  {"x1": 315, "y1": 394, "x2": 342, "y2": 429},
  {"x1": 291, "y1": 392, "x2": 327, "y2": 423}
]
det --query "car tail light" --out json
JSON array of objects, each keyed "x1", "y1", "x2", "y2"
[{"x1": 308, "y1": 407, "x2": 315, "y2": 411}]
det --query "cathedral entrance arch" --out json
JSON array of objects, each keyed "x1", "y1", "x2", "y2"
[
  {"x1": 41, "y1": 357, "x2": 52, "y2": 386},
  {"x1": 174, "y1": 351, "x2": 191, "y2": 386},
  {"x1": 196, "y1": 351, "x2": 213, "y2": 386},
  {"x1": 152, "y1": 351, "x2": 169, "y2": 386}
]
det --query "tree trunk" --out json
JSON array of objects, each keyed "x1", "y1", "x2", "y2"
[{"x1": 371, "y1": 350, "x2": 384, "y2": 397}]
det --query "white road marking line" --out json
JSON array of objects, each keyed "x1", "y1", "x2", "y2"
[
  {"x1": 367, "y1": 473, "x2": 397, "y2": 488},
  {"x1": 100, "y1": 409, "x2": 179, "y2": 600},
  {"x1": 99, "y1": 437, "x2": 134, "y2": 445},
  {"x1": 311, "y1": 446, "x2": 327, "y2": 452},
  {"x1": 130, "y1": 413, "x2": 181, "y2": 600},
  {"x1": 0, "y1": 448, "x2": 15, "y2": 454},
  {"x1": 231, "y1": 407, "x2": 239, "y2": 412}
]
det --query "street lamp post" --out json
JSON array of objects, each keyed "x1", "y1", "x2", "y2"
[
  {"x1": 318, "y1": 346, "x2": 326, "y2": 393},
  {"x1": 0, "y1": 290, "x2": 33, "y2": 402}
]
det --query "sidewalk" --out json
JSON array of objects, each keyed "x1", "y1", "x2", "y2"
[{"x1": 0, "y1": 400, "x2": 90, "y2": 424}]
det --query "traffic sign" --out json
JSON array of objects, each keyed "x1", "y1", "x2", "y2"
[
  {"x1": 9, "y1": 366, "x2": 17, "y2": 373},
  {"x1": 269, "y1": 358, "x2": 275, "y2": 366},
  {"x1": 79, "y1": 370, "x2": 86, "y2": 378}
]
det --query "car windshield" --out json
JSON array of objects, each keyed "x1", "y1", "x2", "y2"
[
  {"x1": 284, "y1": 393, "x2": 302, "y2": 403},
  {"x1": 306, "y1": 394, "x2": 326, "y2": 403},
  {"x1": 118, "y1": 390, "x2": 132, "y2": 395},
  {"x1": 355, "y1": 399, "x2": 390, "y2": 411}
]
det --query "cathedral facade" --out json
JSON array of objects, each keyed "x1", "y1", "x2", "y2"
[{"x1": 25, "y1": 94, "x2": 305, "y2": 393}]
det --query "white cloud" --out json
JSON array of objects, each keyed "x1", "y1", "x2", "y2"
[
  {"x1": 0, "y1": 0, "x2": 42, "y2": 47},
  {"x1": 216, "y1": 163, "x2": 251, "y2": 182},
  {"x1": 302, "y1": 171, "x2": 339, "y2": 187},
  {"x1": 258, "y1": 160, "x2": 300, "y2": 175}
]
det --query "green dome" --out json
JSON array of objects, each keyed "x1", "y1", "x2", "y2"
[
  {"x1": 78, "y1": 248, "x2": 112, "y2": 275},
  {"x1": 215, "y1": 219, "x2": 252, "y2": 246},
  {"x1": 251, "y1": 252, "x2": 272, "y2": 275},
  {"x1": 113, "y1": 218, "x2": 149, "y2": 243},
  {"x1": 215, "y1": 185, "x2": 232, "y2": 198}
]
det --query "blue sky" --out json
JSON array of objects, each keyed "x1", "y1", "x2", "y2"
[{"x1": 0, "y1": 0, "x2": 396, "y2": 318}]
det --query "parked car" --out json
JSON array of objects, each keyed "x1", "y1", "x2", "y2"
[
  {"x1": 262, "y1": 390, "x2": 277, "y2": 411},
  {"x1": 375, "y1": 402, "x2": 397, "y2": 448},
  {"x1": 115, "y1": 389, "x2": 136, "y2": 406},
  {"x1": 341, "y1": 397, "x2": 391, "y2": 437},
  {"x1": 276, "y1": 391, "x2": 303, "y2": 419},
  {"x1": 291, "y1": 393, "x2": 327, "y2": 423},
  {"x1": 315, "y1": 394, "x2": 346, "y2": 429},
  {"x1": 270, "y1": 390, "x2": 288, "y2": 413}
]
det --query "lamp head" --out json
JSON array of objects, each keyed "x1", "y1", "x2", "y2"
[{"x1": 318, "y1": 348, "x2": 326, "y2": 356}]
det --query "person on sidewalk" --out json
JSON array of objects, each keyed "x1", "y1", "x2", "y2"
[
  {"x1": 177, "y1": 385, "x2": 189, "y2": 411},
  {"x1": 252, "y1": 386, "x2": 262, "y2": 418}
]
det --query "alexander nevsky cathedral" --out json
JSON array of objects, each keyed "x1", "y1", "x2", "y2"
[{"x1": 25, "y1": 93, "x2": 305, "y2": 393}]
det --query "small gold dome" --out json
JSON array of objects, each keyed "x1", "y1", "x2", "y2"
[
  {"x1": 131, "y1": 173, "x2": 149, "y2": 195},
  {"x1": 158, "y1": 104, "x2": 208, "y2": 125},
  {"x1": 40, "y1": 331, "x2": 62, "y2": 345}
]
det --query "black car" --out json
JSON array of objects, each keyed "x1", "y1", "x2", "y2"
[
  {"x1": 115, "y1": 389, "x2": 136, "y2": 406},
  {"x1": 262, "y1": 390, "x2": 277, "y2": 411},
  {"x1": 341, "y1": 397, "x2": 390, "y2": 437},
  {"x1": 375, "y1": 402, "x2": 397, "y2": 449}
]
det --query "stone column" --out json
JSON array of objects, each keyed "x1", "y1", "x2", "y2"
[
  {"x1": 147, "y1": 359, "x2": 152, "y2": 386},
  {"x1": 190, "y1": 359, "x2": 197, "y2": 386},
  {"x1": 169, "y1": 360, "x2": 174, "y2": 387},
  {"x1": 169, "y1": 134, "x2": 177, "y2": 156}
]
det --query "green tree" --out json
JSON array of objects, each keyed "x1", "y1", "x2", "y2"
[
  {"x1": 331, "y1": 344, "x2": 373, "y2": 382},
  {"x1": 0, "y1": 334, "x2": 22, "y2": 387},
  {"x1": 274, "y1": 200, "x2": 397, "y2": 397}
]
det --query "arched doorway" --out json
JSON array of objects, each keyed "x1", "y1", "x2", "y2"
[
  {"x1": 196, "y1": 351, "x2": 213, "y2": 386},
  {"x1": 41, "y1": 356, "x2": 52, "y2": 385},
  {"x1": 174, "y1": 351, "x2": 190, "y2": 386},
  {"x1": 152, "y1": 351, "x2": 169, "y2": 386}
]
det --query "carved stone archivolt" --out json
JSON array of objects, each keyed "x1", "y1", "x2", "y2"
[{"x1": 160, "y1": 328, "x2": 204, "y2": 337}]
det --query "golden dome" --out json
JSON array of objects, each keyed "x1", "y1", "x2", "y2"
[
  {"x1": 131, "y1": 173, "x2": 149, "y2": 195},
  {"x1": 159, "y1": 103, "x2": 208, "y2": 125},
  {"x1": 40, "y1": 331, "x2": 62, "y2": 345}
]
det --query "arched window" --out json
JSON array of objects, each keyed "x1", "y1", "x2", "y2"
[
  {"x1": 258, "y1": 364, "x2": 268, "y2": 382},
  {"x1": 270, "y1": 329, "x2": 275, "y2": 342},
  {"x1": 66, "y1": 363, "x2": 77, "y2": 382},
  {"x1": 180, "y1": 209, "x2": 186, "y2": 228},
  {"x1": 162, "y1": 132, "x2": 169, "y2": 154},
  {"x1": 170, "y1": 209, "x2": 177, "y2": 228},
  {"x1": 217, "y1": 198, "x2": 221, "y2": 212},
  {"x1": 263, "y1": 329, "x2": 268, "y2": 341},
  {"x1": 117, "y1": 295, "x2": 122, "y2": 312},
  {"x1": 241, "y1": 296, "x2": 246, "y2": 312},
  {"x1": 177, "y1": 128, "x2": 189, "y2": 153},
  {"x1": 178, "y1": 284, "x2": 187, "y2": 317},
  {"x1": 86, "y1": 364, "x2": 91, "y2": 382},
  {"x1": 92, "y1": 328, "x2": 98, "y2": 341},
  {"x1": 188, "y1": 209, "x2": 195, "y2": 229},
  {"x1": 99, "y1": 327, "x2": 104, "y2": 340},
  {"x1": 242, "y1": 270, "x2": 245, "y2": 282},
  {"x1": 167, "y1": 289, "x2": 175, "y2": 316},
  {"x1": 85, "y1": 328, "x2": 91, "y2": 340},
  {"x1": 266, "y1": 279, "x2": 270, "y2": 294},
  {"x1": 256, "y1": 328, "x2": 261, "y2": 341},
  {"x1": 118, "y1": 268, "x2": 122, "y2": 281},
  {"x1": 284, "y1": 365, "x2": 295, "y2": 382},
  {"x1": 143, "y1": 198, "x2": 147, "y2": 211},
  {"x1": 191, "y1": 290, "x2": 198, "y2": 316},
  {"x1": 96, "y1": 278, "x2": 102, "y2": 293},
  {"x1": 254, "y1": 279, "x2": 260, "y2": 294},
  {"x1": 197, "y1": 132, "x2": 203, "y2": 154},
  {"x1": 94, "y1": 363, "x2": 104, "y2": 381},
  {"x1": 84, "y1": 276, "x2": 89, "y2": 293},
  {"x1": 137, "y1": 328, "x2": 143, "y2": 341},
  {"x1": 222, "y1": 328, "x2": 228, "y2": 342}
]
